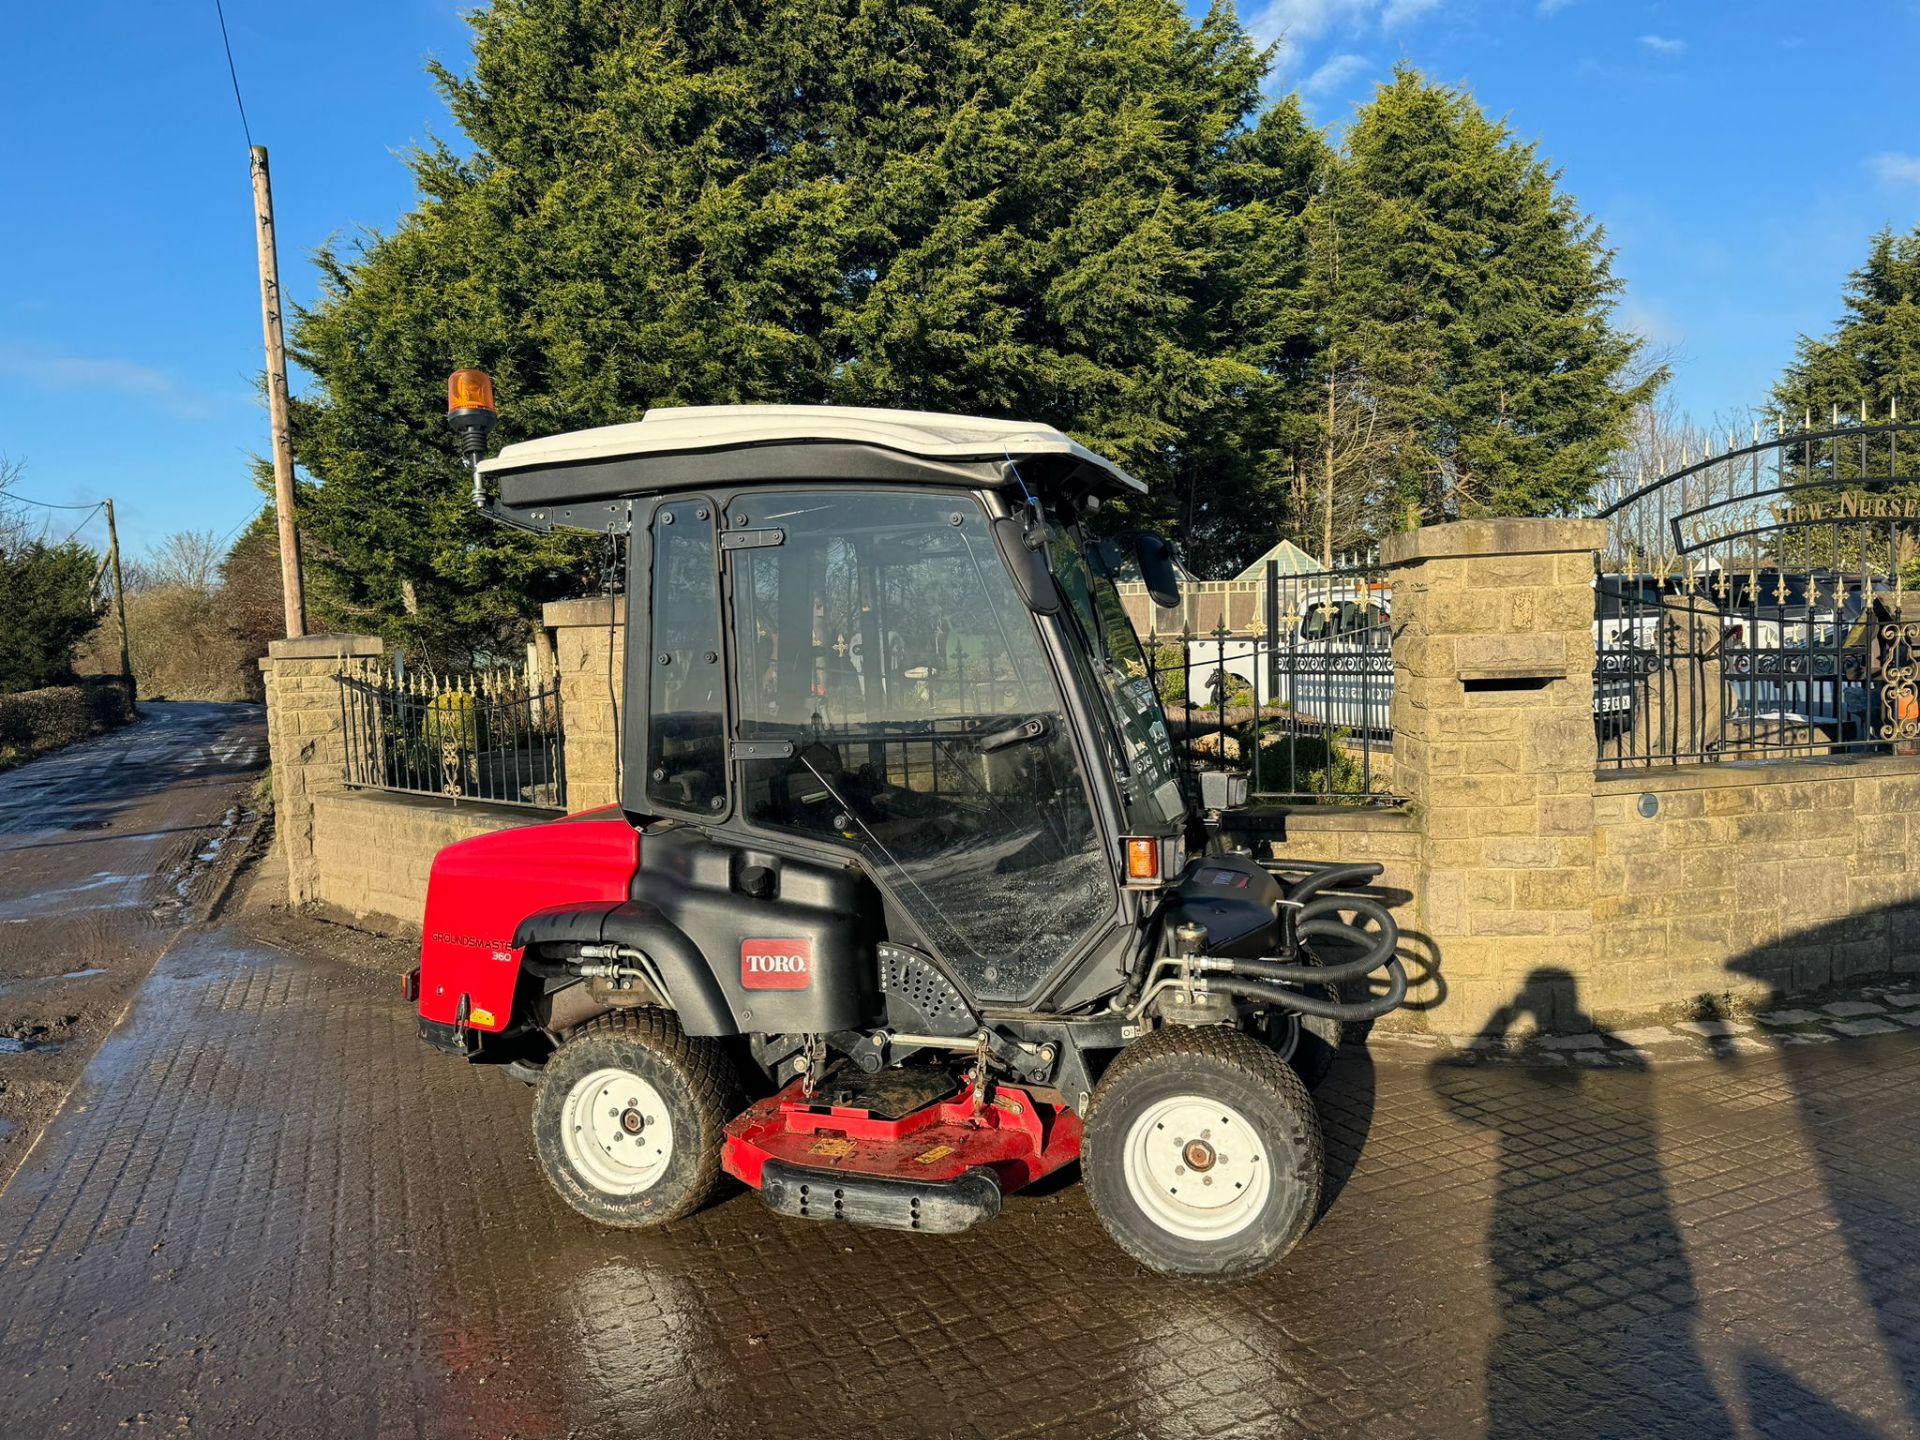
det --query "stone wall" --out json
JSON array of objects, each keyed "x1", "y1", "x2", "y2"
[
  {"x1": 261, "y1": 635, "x2": 386, "y2": 907},
  {"x1": 1266, "y1": 517, "x2": 1920, "y2": 1033},
  {"x1": 546, "y1": 597, "x2": 626, "y2": 811},
  {"x1": 261, "y1": 632, "x2": 546, "y2": 935},
  {"x1": 310, "y1": 789, "x2": 532, "y2": 934},
  {"x1": 268, "y1": 534, "x2": 1920, "y2": 1026},
  {"x1": 1592, "y1": 760, "x2": 1920, "y2": 1014}
]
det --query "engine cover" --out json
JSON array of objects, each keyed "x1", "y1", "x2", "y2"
[{"x1": 1163, "y1": 853, "x2": 1283, "y2": 958}]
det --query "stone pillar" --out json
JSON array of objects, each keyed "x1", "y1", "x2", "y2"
[
  {"x1": 261, "y1": 634, "x2": 384, "y2": 906},
  {"x1": 1383, "y1": 519, "x2": 1607, "y2": 1032},
  {"x1": 544, "y1": 597, "x2": 626, "y2": 810}
]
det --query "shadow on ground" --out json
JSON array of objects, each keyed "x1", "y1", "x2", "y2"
[{"x1": 1431, "y1": 968, "x2": 1736, "y2": 1439}]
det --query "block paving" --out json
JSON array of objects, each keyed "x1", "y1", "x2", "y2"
[{"x1": 1, "y1": 917, "x2": 1917, "y2": 1438}]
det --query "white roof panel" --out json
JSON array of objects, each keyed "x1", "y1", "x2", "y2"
[{"x1": 478, "y1": 403, "x2": 1144, "y2": 492}]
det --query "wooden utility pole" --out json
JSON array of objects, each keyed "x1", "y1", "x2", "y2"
[
  {"x1": 251, "y1": 144, "x2": 307, "y2": 638},
  {"x1": 102, "y1": 498, "x2": 133, "y2": 685}
]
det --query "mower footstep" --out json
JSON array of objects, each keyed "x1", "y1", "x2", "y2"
[{"x1": 759, "y1": 1160, "x2": 1002, "y2": 1235}]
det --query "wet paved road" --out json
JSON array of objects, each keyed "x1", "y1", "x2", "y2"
[
  {"x1": 1, "y1": 903, "x2": 1917, "y2": 1440},
  {"x1": 0, "y1": 703, "x2": 264, "y2": 1185}
]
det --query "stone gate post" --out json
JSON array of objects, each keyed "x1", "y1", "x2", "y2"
[
  {"x1": 1384, "y1": 519, "x2": 1607, "y2": 1031},
  {"x1": 260, "y1": 634, "x2": 385, "y2": 906},
  {"x1": 544, "y1": 597, "x2": 626, "y2": 811}
]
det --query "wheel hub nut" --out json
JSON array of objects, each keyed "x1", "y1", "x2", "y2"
[
  {"x1": 1183, "y1": 1139, "x2": 1217, "y2": 1172},
  {"x1": 620, "y1": 1108, "x2": 645, "y2": 1135}
]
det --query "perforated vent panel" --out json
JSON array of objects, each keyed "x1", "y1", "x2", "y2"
[{"x1": 877, "y1": 943, "x2": 977, "y2": 1037}]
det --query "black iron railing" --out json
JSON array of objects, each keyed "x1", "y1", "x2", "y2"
[
  {"x1": 339, "y1": 667, "x2": 566, "y2": 808},
  {"x1": 1139, "y1": 558, "x2": 1397, "y2": 806},
  {"x1": 1594, "y1": 565, "x2": 1909, "y2": 768}
]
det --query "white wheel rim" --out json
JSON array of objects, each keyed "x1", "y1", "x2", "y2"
[
  {"x1": 1120, "y1": 1094, "x2": 1271, "y2": 1242},
  {"x1": 560, "y1": 1067, "x2": 675, "y2": 1196}
]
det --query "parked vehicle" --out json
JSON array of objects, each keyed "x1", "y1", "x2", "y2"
[{"x1": 410, "y1": 394, "x2": 1407, "y2": 1279}]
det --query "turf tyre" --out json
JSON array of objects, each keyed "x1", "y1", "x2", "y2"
[
  {"x1": 1084, "y1": 1025, "x2": 1323, "y2": 1279},
  {"x1": 532, "y1": 1009, "x2": 734, "y2": 1228}
]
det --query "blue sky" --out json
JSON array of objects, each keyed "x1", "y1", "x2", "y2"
[{"x1": 1, "y1": 1, "x2": 1915, "y2": 558}]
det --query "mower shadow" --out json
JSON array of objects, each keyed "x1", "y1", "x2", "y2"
[{"x1": 1314, "y1": 1042, "x2": 1377, "y2": 1216}]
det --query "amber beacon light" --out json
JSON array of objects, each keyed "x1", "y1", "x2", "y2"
[{"x1": 447, "y1": 369, "x2": 499, "y2": 505}]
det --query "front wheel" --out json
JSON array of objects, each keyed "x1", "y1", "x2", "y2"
[
  {"x1": 1083, "y1": 1026, "x2": 1323, "y2": 1280},
  {"x1": 531, "y1": 1009, "x2": 735, "y2": 1228}
]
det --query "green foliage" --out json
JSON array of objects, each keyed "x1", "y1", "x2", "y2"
[
  {"x1": 290, "y1": 15, "x2": 1655, "y2": 643},
  {"x1": 1310, "y1": 67, "x2": 1659, "y2": 530},
  {"x1": 0, "y1": 680, "x2": 134, "y2": 768},
  {"x1": 290, "y1": 0, "x2": 1333, "y2": 630},
  {"x1": 1773, "y1": 226, "x2": 1920, "y2": 421},
  {"x1": 1253, "y1": 724, "x2": 1370, "y2": 797},
  {"x1": 1149, "y1": 642, "x2": 1190, "y2": 706},
  {"x1": 424, "y1": 689, "x2": 482, "y2": 752},
  {"x1": 0, "y1": 541, "x2": 102, "y2": 694}
]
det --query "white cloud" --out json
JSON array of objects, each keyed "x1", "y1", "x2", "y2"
[
  {"x1": 1871, "y1": 151, "x2": 1920, "y2": 186},
  {"x1": 0, "y1": 342, "x2": 212, "y2": 420},
  {"x1": 1382, "y1": 0, "x2": 1442, "y2": 25},
  {"x1": 1538, "y1": 0, "x2": 1579, "y2": 13},
  {"x1": 1303, "y1": 52, "x2": 1372, "y2": 94},
  {"x1": 1245, "y1": 0, "x2": 1444, "y2": 45},
  {"x1": 1639, "y1": 33, "x2": 1686, "y2": 55}
]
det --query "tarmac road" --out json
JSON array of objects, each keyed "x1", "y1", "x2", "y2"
[{"x1": 0, "y1": 701, "x2": 265, "y2": 1186}]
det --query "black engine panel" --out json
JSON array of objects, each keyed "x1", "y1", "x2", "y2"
[
  {"x1": 628, "y1": 826, "x2": 880, "y2": 1034},
  {"x1": 1163, "y1": 853, "x2": 1281, "y2": 958}
]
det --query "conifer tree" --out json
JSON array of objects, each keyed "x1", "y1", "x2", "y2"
[
  {"x1": 1312, "y1": 67, "x2": 1658, "y2": 531},
  {"x1": 1774, "y1": 226, "x2": 1920, "y2": 423}
]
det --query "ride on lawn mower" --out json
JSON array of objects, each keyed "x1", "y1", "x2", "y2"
[{"x1": 410, "y1": 383, "x2": 1407, "y2": 1278}]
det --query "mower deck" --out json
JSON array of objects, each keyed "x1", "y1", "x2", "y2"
[{"x1": 722, "y1": 1074, "x2": 1082, "y2": 1233}]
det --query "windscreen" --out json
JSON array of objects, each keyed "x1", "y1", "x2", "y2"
[{"x1": 1047, "y1": 528, "x2": 1188, "y2": 831}]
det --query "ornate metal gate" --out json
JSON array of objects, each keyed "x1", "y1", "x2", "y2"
[{"x1": 1593, "y1": 417, "x2": 1920, "y2": 767}]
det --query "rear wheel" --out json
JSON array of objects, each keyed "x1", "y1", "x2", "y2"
[
  {"x1": 532, "y1": 1009, "x2": 734, "y2": 1228},
  {"x1": 1083, "y1": 1026, "x2": 1323, "y2": 1280}
]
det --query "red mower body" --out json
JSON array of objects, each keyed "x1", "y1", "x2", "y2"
[
  {"x1": 416, "y1": 807, "x2": 637, "y2": 1034},
  {"x1": 724, "y1": 1079, "x2": 1081, "y2": 1191}
]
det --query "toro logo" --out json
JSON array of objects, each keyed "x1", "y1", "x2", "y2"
[{"x1": 741, "y1": 938, "x2": 812, "y2": 990}]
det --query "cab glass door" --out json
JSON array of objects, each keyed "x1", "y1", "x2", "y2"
[{"x1": 727, "y1": 490, "x2": 1115, "y2": 1001}]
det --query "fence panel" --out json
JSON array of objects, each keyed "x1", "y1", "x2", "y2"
[
  {"x1": 1139, "y1": 557, "x2": 1398, "y2": 806},
  {"x1": 339, "y1": 666, "x2": 566, "y2": 808}
]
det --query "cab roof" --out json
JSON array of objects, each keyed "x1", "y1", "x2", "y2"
[{"x1": 479, "y1": 404, "x2": 1144, "y2": 532}]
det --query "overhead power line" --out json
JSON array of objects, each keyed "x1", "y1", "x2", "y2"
[
  {"x1": 3, "y1": 492, "x2": 104, "y2": 511},
  {"x1": 213, "y1": 0, "x2": 254, "y2": 149},
  {"x1": 52, "y1": 504, "x2": 106, "y2": 548}
]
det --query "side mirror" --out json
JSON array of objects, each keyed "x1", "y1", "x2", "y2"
[
  {"x1": 992, "y1": 516, "x2": 1061, "y2": 616},
  {"x1": 1133, "y1": 532, "x2": 1182, "y2": 610}
]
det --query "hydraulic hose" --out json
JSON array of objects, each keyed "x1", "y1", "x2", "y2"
[
  {"x1": 1262, "y1": 894, "x2": 1398, "y2": 981},
  {"x1": 1215, "y1": 963, "x2": 1408, "y2": 1023},
  {"x1": 1282, "y1": 862, "x2": 1383, "y2": 905},
  {"x1": 1165, "y1": 859, "x2": 1407, "y2": 1022}
]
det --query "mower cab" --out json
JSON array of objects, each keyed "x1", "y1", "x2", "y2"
[{"x1": 413, "y1": 402, "x2": 1406, "y2": 1279}]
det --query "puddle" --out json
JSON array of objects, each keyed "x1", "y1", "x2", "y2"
[
  {"x1": 0, "y1": 1037, "x2": 62, "y2": 1055},
  {"x1": 0, "y1": 1117, "x2": 13, "y2": 1140},
  {"x1": 60, "y1": 967, "x2": 107, "y2": 981}
]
